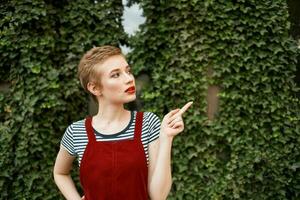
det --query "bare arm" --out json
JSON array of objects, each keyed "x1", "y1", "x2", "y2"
[
  {"x1": 53, "y1": 146, "x2": 82, "y2": 200},
  {"x1": 148, "y1": 102, "x2": 193, "y2": 200},
  {"x1": 148, "y1": 135, "x2": 173, "y2": 200}
]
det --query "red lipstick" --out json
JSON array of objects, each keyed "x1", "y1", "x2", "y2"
[{"x1": 125, "y1": 86, "x2": 135, "y2": 93}]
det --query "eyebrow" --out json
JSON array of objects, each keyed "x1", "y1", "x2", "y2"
[{"x1": 109, "y1": 65, "x2": 130, "y2": 73}]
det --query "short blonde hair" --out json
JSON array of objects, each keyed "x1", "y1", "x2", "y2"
[{"x1": 78, "y1": 45, "x2": 122, "y2": 103}]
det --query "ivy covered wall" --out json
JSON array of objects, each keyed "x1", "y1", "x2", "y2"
[
  {"x1": 0, "y1": 0, "x2": 126, "y2": 199},
  {"x1": 0, "y1": 0, "x2": 299, "y2": 199},
  {"x1": 128, "y1": 0, "x2": 300, "y2": 199}
]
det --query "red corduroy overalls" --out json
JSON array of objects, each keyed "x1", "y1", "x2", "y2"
[{"x1": 80, "y1": 112, "x2": 148, "y2": 200}]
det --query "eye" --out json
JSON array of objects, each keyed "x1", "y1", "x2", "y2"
[
  {"x1": 111, "y1": 73, "x2": 120, "y2": 78},
  {"x1": 127, "y1": 68, "x2": 132, "y2": 74}
]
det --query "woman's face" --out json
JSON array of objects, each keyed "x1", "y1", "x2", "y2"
[{"x1": 94, "y1": 54, "x2": 136, "y2": 104}]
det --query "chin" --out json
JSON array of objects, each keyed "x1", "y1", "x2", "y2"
[{"x1": 125, "y1": 95, "x2": 136, "y2": 103}]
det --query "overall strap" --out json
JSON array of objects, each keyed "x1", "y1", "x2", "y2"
[
  {"x1": 85, "y1": 116, "x2": 96, "y2": 143},
  {"x1": 134, "y1": 112, "x2": 144, "y2": 141}
]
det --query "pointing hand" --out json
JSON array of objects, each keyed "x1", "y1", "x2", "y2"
[{"x1": 160, "y1": 102, "x2": 193, "y2": 139}]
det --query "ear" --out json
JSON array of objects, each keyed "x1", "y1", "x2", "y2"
[{"x1": 87, "y1": 82, "x2": 102, "y2": 96}]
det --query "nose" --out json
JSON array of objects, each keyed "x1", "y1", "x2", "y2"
[{"x1": 124, "y1": 72, "x2": 134, "y2": 84}]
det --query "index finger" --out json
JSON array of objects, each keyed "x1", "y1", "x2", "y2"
[{"x1": 178, "y1": 101, "x2": 193, "y2": 115}]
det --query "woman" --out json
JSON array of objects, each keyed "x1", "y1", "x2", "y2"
[{"x1": 53, "y1": 45, "x2": 192, "y2": 200}]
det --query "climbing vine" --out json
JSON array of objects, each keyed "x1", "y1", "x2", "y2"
[{"x1": 128, "y1": 0, "x2": 300, "y2": 199}]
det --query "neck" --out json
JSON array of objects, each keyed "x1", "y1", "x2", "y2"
[{"x1": 95, "y1": 101, "x2": 128, "y2": 123}]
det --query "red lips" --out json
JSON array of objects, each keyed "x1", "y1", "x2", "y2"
[{"x1": 125, "y1": 86, "x2": 135, "y2": 93}]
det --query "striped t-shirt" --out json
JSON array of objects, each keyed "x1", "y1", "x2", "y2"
[{"x1": 61, "y1": 111, "x2": 161, "y2": 166}]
